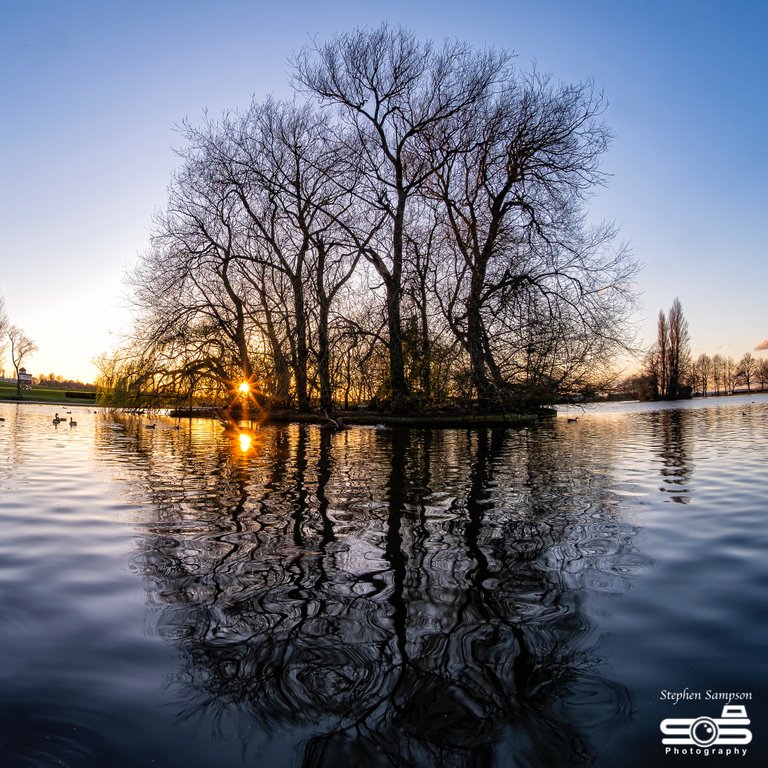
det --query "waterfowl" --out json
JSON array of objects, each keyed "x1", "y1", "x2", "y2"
[
  {"x1": 320, "y1": 412, "x2": 346, "y2": 431},
  {"x1": 69, "y1": 418, "x2": 77, "y2": 426},
  {"x1": 52, "y1": 413, "x2": 64, "y2": 424},
  {"x1": 567, "y1": 416, "x2": 579, "y2": 423},
  {"x1": 145, "y1": 423, "x2": 156, "y2": 429}
]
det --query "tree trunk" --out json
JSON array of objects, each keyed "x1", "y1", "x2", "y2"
[
  {"x1": 388, "y1": 196, "x2": 408, "y2": 410},
  {"x1": 419, "y1": 283, "x2": 431, "y2": 401},
  {"x1": 386, "y1": 279, "x2": 408, "y2": 410},
  {"x1": 317, "y1": 295, "x2": 332, "y2": 412},
  {"x1": 465, "y1": 266, "x2": 496, "y2": 407},
  {"x1": 292, "y1": 275, "x2": 309, "y2": 411},
  {"x1": 221, "y1": 259, "x2": 253, "y2": 384}
]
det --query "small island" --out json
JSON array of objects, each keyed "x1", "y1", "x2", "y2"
[{"x1": 91, "y1": 26, "x2": 638, "y2": 424}]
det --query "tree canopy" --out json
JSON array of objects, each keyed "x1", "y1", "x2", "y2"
[{"x1": 102, "y1": 25, "x2": 638, "y2": 414}]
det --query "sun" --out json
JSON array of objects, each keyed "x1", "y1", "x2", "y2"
[
  {"x1": 238, "y1": 432, "x2": 252, "y2": 452},
  {"x1": 238, "y1": 381, "x2": 250, "y2": 396}
]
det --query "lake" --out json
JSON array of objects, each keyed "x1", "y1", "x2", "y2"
[{"x1": 0, "y1": 396, "x2": 766, "y2": 766}]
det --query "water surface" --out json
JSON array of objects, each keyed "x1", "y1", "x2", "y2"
[{"x1": 1, "y1": 396, "x2": 766, "y2": 766}]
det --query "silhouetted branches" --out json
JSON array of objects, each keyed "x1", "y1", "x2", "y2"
[{"x1": 107, "y1": 24, "x2": 638, "y2": 413}]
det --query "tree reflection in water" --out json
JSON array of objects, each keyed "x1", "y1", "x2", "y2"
[
  {"x1": 647, "y1": 409, "x2": 693, "y2": 503},
  {"x1": 97, "y1": 418, "x2": 644, "y2": 766}
]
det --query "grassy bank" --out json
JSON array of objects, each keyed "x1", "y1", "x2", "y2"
[{"x1": 0, "y1": 384, "x2": 96, "y2": 405}]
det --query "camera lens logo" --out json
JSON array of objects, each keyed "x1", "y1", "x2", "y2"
[{"x1": 660, "y1": 705, "x2": 752, "y2": 746}]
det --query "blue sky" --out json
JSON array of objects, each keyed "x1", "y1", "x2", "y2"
[{"x1": 1, "y1": 0, "x2": 765, "y2": 382}]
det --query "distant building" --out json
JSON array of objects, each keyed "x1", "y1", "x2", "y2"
[
  {"x1": 18, "y1": 368, "x2": 33, "y2": 386},
  {"x1": 3, "y1": 368, "x2": 36, "y2": 388}
]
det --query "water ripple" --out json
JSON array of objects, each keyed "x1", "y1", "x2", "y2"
[{"x1": 2, "y1": 399, "x2": 767, "y2": 766}]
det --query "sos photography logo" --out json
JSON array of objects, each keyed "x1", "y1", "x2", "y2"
[{"x1": 660, "y1": 704, "x2": 752, "y2": 757}]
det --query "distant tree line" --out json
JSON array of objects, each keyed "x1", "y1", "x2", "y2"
[
  {"x1": 99, "y1": 25, "x2": 638, "y2": 413},
  {"x1": 689, "y1": 350, "x2": 768, "y2": 396},
  {"x1": 36, "y1": 373, "x2": 97, "y2": 391},
  {"x1": 617, "y1": 298, "x2": 767, "y2": 401}
]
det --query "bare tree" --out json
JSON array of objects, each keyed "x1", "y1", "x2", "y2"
[
  {"x1": 693, "y1": 353, "x2": 712, "y2": 396},
  {"x1": 218, "y1": 99, "x2": 362, "y2": 412},
  {"x1": 294, "y1": 24, "x2": 508, "y2": 409},
  {"x1": 425, "y1": 71, "x2": 636, "y2": 406},
  {"x1": 711, "y1": 353, "x2": 724, "y2": 395},
  {"x1": 7, "y1": 325, "x2": 37, "y2": 397},
  {"x1": 654, "y1": 310, "x2": 669, "y2": 399},
  {"x1": 756, "y1": 358, "x2": 768, "y2": 392},
  {"x1": 129, "y1": 99, "x2": 370, "y2": 412},
  {"x1": 647, "y1": 298, "x2": 690, "y2": 400},
  {"x1": 116, "y1": 25, "x2": 642, "y2": 414},
  {"x1": 331, "y1": 292, "x2": 388, "y2": 408},
  {"x1": 666, "y1": 298, "x2": 690, "y2": 398},
  {"x1": 736, "y1": 352, "x2": 756, "y2": 392},
  {"x1": 130, "y1": 160, "x2": 258, "y2": 404},
  {"x1": 0, "y1": 295, "x2": 8, "y2": 366}
]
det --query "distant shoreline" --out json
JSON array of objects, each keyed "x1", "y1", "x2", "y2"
[
  {"x1": 0, "y1": 398, "x2": 96, "y2": 408},
  {"x1": 0, "y1": 396, "x2": 96, "y2": 407}
]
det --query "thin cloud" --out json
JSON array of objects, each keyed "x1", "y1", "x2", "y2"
[{"x1": 755, "y1": 339, "x2": 768, "y2": 351}]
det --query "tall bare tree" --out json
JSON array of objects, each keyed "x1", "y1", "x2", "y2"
[
  {"x1": 693, "y1": 353, "x2": 712, "y2": 396},
  {"x1": 294, "y1": 24, "x2": 509, "y2": 409},
  {"x1": 711, "y1": 353, "x2": 725, "y2": 395},
  {"x1": 112, "y1": 25, "x2": 641, "y2": 414},
  {"x1": 647, "y1": 298, "x2": 690, "y2": 400},
  {"x1": 666, "y1": 298, "x2": 690, "y2": 399},
  {"x1": 654, "y1": 310, "x2": 669, "y2": 399},
  {"x1": 756, "y1": 358, "x2": 768, "y2": 392},
  {"x1": 737, "y1": 352, "x2": 756, "y2": 392},
  {"x1": 426, "y1": 72, "x2": 635, "y2": 406},
  {"x1": 219, "y1": 100, "x2": 362, "y2": 411},
  {"x1": 7, "y1": 325, "x2": 37, "y2": 397},
  {"x1": 131, "y1": 152, "x2": 258, "y2": 401},
  {"x1": 0, "y1": 295, "x2": 8, "y2": 368}
]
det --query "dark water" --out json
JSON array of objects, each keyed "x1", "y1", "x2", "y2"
[{"x1": 0, "y1": 396, "x2": 766, "y2": 767}]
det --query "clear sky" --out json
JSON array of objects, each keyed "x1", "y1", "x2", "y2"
[{"x1": 1, "y1": 0, "x2": 765, "y2": 383}]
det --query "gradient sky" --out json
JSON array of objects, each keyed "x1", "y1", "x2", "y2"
[{"x1": 1, "y1": 0, "x2": 765, "y2": 383}]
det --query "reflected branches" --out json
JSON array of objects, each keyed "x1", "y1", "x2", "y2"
[{"x1": 97, "y1": 420, "x2": 643, "y2": 765}]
